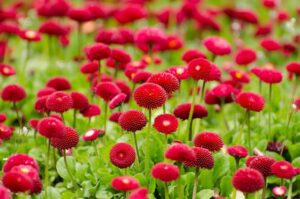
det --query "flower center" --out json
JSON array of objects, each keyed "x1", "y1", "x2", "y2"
[
  {"x1": 25, "y1": 31, "x2": 36, "y2": 39},
  {"x1": 163, "y1": 120, "x2": 170, "y2": 126}
]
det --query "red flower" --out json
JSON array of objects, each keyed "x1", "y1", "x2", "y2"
[
  {"x1": 165, "y1": 142, "x2": 195, "y2": 162},
  {"x1": 39, "y1": 21, "x2": 66, "y2": 36},
  {"x1": 271, "y1": 160, "x2": 296, "y2": 179},
  {"x1": 110, "y1": 142, "x2": 136, "y2": 168},
  {"x1": 0, "y1": 113, "x2": 7, "y2": 123},
  {"x1": 46, "y1": 91, "x2": 73, "y2": 113},
  {"x1": 28, "y1": 118, "x2": 39, "y2": 130},
  {"x1": 235, "y1": 48, "x2": 257, "y2": 65},
  {"x1": 37, "y1": 87, "x2": 56, "y2": 97},
  {"x1": 109, "y1": 93, "x2": 127, "y2": 109},
  {"x1": 0, "y1": 64, "x2": 16, "y2": 76},
  {"x1": 46, "y1": 76, "x2": 71, "y2": 91},
  {"x1": 106, "y1": 49, "x2": 131, "y2": 70},
  {"x1": 115, "y1": 80, "x2": 131, "y2": 103},
  {"x1": 70, "y1": 92, "x2": 89, "y2": 111},
  {"x1": 173, "y1": 103, "x2": 208, "y2": 120},
  {"x1": 82, "y1": 129, "x2": 104, "y2": 141},
  {"x1": 37, "y1": 117, "x2": 65, "y2": 139},
  {"x1": 34, "y1": 97, "x2": 49, "y2": 113},
  {"x1": 129, "y1": 187, "x2": 148, "y2": 199},
  {"x1": 187, "y1": 58, "x2": 212, "y2": 81},
  {"x1": 0, "y1": 23, "x2": 19, "y2": 35},
  {"x1": 166, "y1": 66, "x2": 189, "y2": 80},
  {"x1": 193, "y1": 132, "x2": 223, "y2": 152},
  {"x1": 232, "y1": 168, "x2": 265, "y2": 193},
  {"x1": 184, "y1": 147, "x2": 214, "y2": 169},
  {"x1": 36, "y1": 0, "x2": 70, "y2": 17},
  {"x1": 109, "y1": 112, "x2": 122, "y2": 123},
  {"x1": 205, "y1": 83, "x2": 235, "y2": 105},
  {"x1": 80, "y1": 62, "x2": 99, "y2": 74},
  {"x1": 230, "y1": 70, "x2": 250, "y2": 84},
  {"x1": 3, "y1": 154, "x2": 39, "y2": 173},
  {"x1": 272, "y1": 186, "x2": 287, "y2": 197},
  {"x1": 133, "y1": 83, "x2": 167, "y2": 109},
  {"x1": 134, "y1": 27, "x2": 166, "y2": 53},
  {"x1": 153, "y1": 114, "x2": 178, "y2": 134},
  {"x1": 151, "y1": 162, "x2": 179, "y2": 182},
  {"x1": 248, "y1": 156, "x2": 276, "y2": 177},
  {"x1": 182, "y1": 48, "x2": 207, "y2": 63},
  {"x1": 50, "y1": 126, "x2": 79, "y2": 150},
  {"x1": 260, "y1": 38, "x2": 281, "y2": 51},
  {"x1": 119, "y1": 110, "x2": 147, "y2": 132},
  {"x1": 114, "y1": 4, "x2": 147, "y2": 24},
  {"x1": 67, "y1": 7, "x2": 93, "y2": 23},
  {"x1": 80, "y1": 104, "x2": 101, "y2": 118},
  {"x1": 262, "y1": 0, "x2": 278, "y2": 8},
  {"x1": 227, "y1": 145, "x2": 248, "y2": 159},
  {"x1": 0, "y1": 185, "x2": 11, "y2": 199},
  {"x1": 0, "y1": 124, "x2": 12, "y2": 140},
  {"x1": 132, "y1": 70, "x2": 152, "y2": 83},
  {"x1": 257, "y1": 68, "x2": 283, "y2": 84},
  {"x1": 1, "y1": 84, "x2": 26, "y2": 102},
  {"x1": 19, "y1": 30, "x2": 41, "y2": 42},
  {"x1": 203, "y1": 36, "x2": 231, "y2": 56},
  {"x1": 95, "y1": 82, "x2": 121, "y2": 102},
  {"x1": 147, "y1": 72, "x2": 180, "y2": 94},
  {"x1": 236, "y1": 92, "x2": 265, "y2": 112},
  {"x1": 85, "y1": 43, "x2": 111, "y2": 61},
  {"x1": 2, "y1": 171, "x2": 34, "y2": 193},
  {"x1": 293, "y1": 98, "x2": 300, "y2": 111},
  {"x1": 163, "y1": 35, "x2": 183, "y2": 51},
  {"x1": 111, "y1": 176, "x2": 140, "y2": 191},
  {"x1": 286, "y1": 62, "x2": 300, "y2": 75}
]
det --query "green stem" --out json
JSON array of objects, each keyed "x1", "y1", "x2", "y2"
[
  {"x1": 287, "y1": 179, "x2": 293, "y2": 199},
  {"x1": 286, "y1": 110, "x2": 294, "y2": 142},
  {"x1": 93, "y1": 141, "x2": 99, "y2": 156},
  {"x1": 77, "y1": 23, "x2": 81, "y2": 57},
  {"x1": 164, "y1": 182, "x2": 170, "y2": 199},
  {"x1": 98, "y1": 60, "x2": 102, "y2": 81},
  {"x1": 72, "y1": 109, "x2": 77, "y2": 128},
  {"x1": 104, "y1": 102, "x2": 108, "y2": 133},
  {"x1": 268, "y1": 84, "x2": 272, "y2": 139},
  {"x1": 133, "y1": 132, "x2": 140, "y2": 164},
  {"x1": 63, "y1": 150, "x2": 78, "y2": 189},
  {"x1": 145, "y1": 109, "x2": 152, "y2": 175},
  {"x1": 44, "y1": 140, "x2": 51, "y2": 199},
  {"x1": 177, "y1": 162, "x2": 184, "y2": 199},
  {"x1": 192, "y1": 168, "x2": 200, "y2": 199},
  {"x1": 232, "y1": 189, "x2": 236, "y2": 199},
  {"x1": 221, "y1": 98, "x2": 229, "y2": 130},
  {"x1": 200, "y1": 81, "x2": 206, "y2": 103},
  {"x1": 187, "y1": 83, "x2": 198, "y2": 141},
  {"x1": 235, "y1": 158, "x2": 240, "y2": 169},
  {"x1": 163, "y1": 104, "x2": 166, "y2": 114},
  {"x1": 246, "y1": 110, "x2": 251, "y2": 151},
  {"x1": 188, "y1": 119, "x2": 194, "y2": 141}
]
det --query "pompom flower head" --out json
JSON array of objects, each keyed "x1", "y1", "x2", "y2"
[
  {"x1": 184, "y1": 147, "x2": 214, "y2": 169},
  {"x1": 232, "y1": 168, "x2": 265, "y2": 193},
  {"x1": 248, "y1": 156, "x2": 276, "y2": 177},
  {"x1": 46, "y1": 91, "x2": 73, "y2": 113},
  {"x1": 37, "y1": 117, "x2": 65, "y2": 138},
  {"x1": 50, "y1": 126, "x2": 79, "y2": 150},
  {"x1": 203, "y1": 36, "x2": 231, "y2": 56},
  {"x1": 3, "y1": 154, "x2": 39, "y2": 173},
  {"x1": 119, "y1": 110, "x2": 147, "y2": 132},
  {"x1": 82, "y1": 129, "x2": 104, "y2": 141},
  {"x1": 187, "y1": 58, "x2": 212, "y2": 81},
  {"x1": 46, "y1": 76, "x2": 71, "y2": 91},
  {"x1": 193, "y1": 132, "x2": 224, "y2": 152},
  {"x1": 174, "y1": 103, "x2": 208, "y2": 120},
  {"x1": 227, "y1": 145, "x2": 248, "y2": 159},
  {"x1": 95, "y1": 82, "x2": 121, "y2": 102},
  {"x1": 271, "y1": 160, "x2": 296, "y2": 179},
  {"x1": 147, "y1": 72, "x2": 180, "y2": 94},
  {"x1": 111, "y1": 176, "x2": 140, "y2": 192},
  {"x1": 236, "y1": 92, "x2": 265, "y2": 112},
  {"x1": 110, "y1": 142, "x2": 136, "y2": 168},
  {"x1": 85, "y1": 43, "x2": 111, "y2": 61},
  {"x1": 151, "y1": 162, "x2": 179, "y2": 182},
  {"x1": 235, "y1": 48, "x2": 257, "y2": 66},
  {"x1": 1, "y1": 84, "x2": 26, "y2": 102},
  {"x1": 133, "y1": 83, "x2": 167, "y2": 109},
  {"x1": 165, "y1": 142, "x2": 195, "y2": 162},
  {"x1": 153, "y1": 114, "x2": 178, "y2": 134}
]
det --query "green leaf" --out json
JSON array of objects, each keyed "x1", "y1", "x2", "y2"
[
  {"x1": 220, "y1": 175, "x2": 233, "y2": 196},
  {"x1": 196, "y1": 189, "x2": 214, "y2": 199},
  {"x1": 56, "y1": 156, "x2": 76, "y2": 181},
  {"x1": 213, "y1": 152, "x2": 230, "y2": 182}
]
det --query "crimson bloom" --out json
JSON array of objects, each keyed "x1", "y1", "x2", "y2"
[
  {"x1": 67, "y1": 7, "x2": 93, "y2": 23},
  {"x1": 70, "y1": 92, "x2": 89, "y2": 111},
  {"x1": 227, "y1": 145, "x2": 248, "y2": 159},
  {"x1": 193, "y1": 132, "x2": 224, "y2": 152},
  {"x1": 147, "y1": 72, "x2": 180, "y2": 94},
  {"x1": 182, "y1": 49, "x2": 207, "y2": 63},
  {"x1": 46, "y1": 91, "x2": 73, "y2": 113},
  {"x1": 272, "y1": 186, "x2": 287, "y2": 197},
  {"x1": 286, "y1": 62, "x2": 300, "y2": 76},
  {"x1": 111, "y1": 176, "x2": 140, "y2": 191},
  {"x1": 248, "y1": 156, "x2": 276, "y2": 177},
  {"x1": 232, "y1": 168, "x2": 265, "y2": 193},
  {"x1": 119, "y1": 110, "x2": 147, "y2": 132},
  {"x1": 260, "y1": 38, "x2": 281, "y2": 51},
  {"x1": 271, "y1": 161, "x2": 296, "y2": 179},
  {"x1": 236, "y1": 92, "x2": 265, "y2": 112},
  {"x1": 0, "y1": 124, "x2": 13, "y2": 140},
  {"x1": 39, "y1": 20, "x2": 66, "y2": 36},
  {"x1": 95, "y1": 82, "x2": 121, "y2": 102},
  {"x1": 19, "y1": 30, "x2": 41, "y2": 42},
  {"x1": 46, "y1": 76, "x2": 71, "y2": 91},
  {"x1": 0, "y1": 185, "x2": 11, "y2": 199},
  {"x1": 85, "y1": 43, "x2": 111, "y2": 61},
  {"x1": 184, "y1": 147, "x2": 214, "y2": 169},
  {"x1": 2, "y1": 171, "x2": 34, "y2": 193},
  {"x1": 37, "y1": 117, "x2": 65, "y2": 138},
  {"x1": 235, "y1": 48, "x2": 257, "y2": 65},
  {"x1": 50, "y1": 126, "x2": 79, "y2": 150},
  {"x1": 151, "y1": 162, "x2": 179, "y2": 182},
  {"x1": 3, "y1": 154, "x2": 39, "y2": 173},
  {"x1": 187, "y1": 58, "x2": 212, "y2": 81},
  {"x1": 80, "y1": 104, "x2": 101, "y2": 118},
  {"x1": 257, "y1": 68, "x2": 283, "y2": 84},
  {"x1": 82, "y1": 129, "x2": 104, "y2": 141},
  {"x1": 153, "y1": 114, "x2": 178, "y2": 134},
  {"x1": 1, "y1": 84, "x2": 26, "y2": 102},
  {"x1": 165, "y1": 142, "x2": 195, "y2": 162},
  {"x1": 109, "y1": 93, "x2": 127, "y2": 109},
  {"x1": 133, "y1": 83, "x2": 167, "y2": 109},
  {"x1": 0, "y1": 64, "x2": 16, "y2": 76},
  {"x1": 129, "y1": 187, "x2": 148, "y2": 199},
  {"x1": 166, "y1": 66, "x2": 189, "y2": 80},
  {"x1": 110, "y1": 142, "x2": 136, "y2": 168},
  {"x1": 203, "y1": 36, "x2": 231, "y2": 56},
  {"x1": 174, "y1": 103, "x2": 208, "y2": 120}
]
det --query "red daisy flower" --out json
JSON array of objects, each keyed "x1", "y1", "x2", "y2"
[
  {"x1": 37, "y1": 117, "x2": 65, "y2": 139},
  {"x1": 115, "y1": 80, "x2": 131, "y2": 103},
  {"x1": 286, "y1": 62, "x2": 300, "y2": 76},
  {"x1": 28, "y1": 118, "x2": 39, "y2": 130},
  {"x1": 109, "y1": 93, "x2": 127, "y2": 109},
  {"x1": 129, "y1": 187, "x2": 148, "y2": 199},
  {"x1": 3, "y1": 154, "x2": 39, "y2": 173},
  {"x1": 46, "y1": 76, "x2": 71, "y2": 91},
  {"x1": 236, "y1": 92, "x2": 265, "y2": 112},
  {"x1": 1, "y1": 84, "x2": 26, "y2": 102},
  {"x1": 85, "y1": 42, "x2": 111, "y2": 61},
  {"x1": 95, "y1": 82, "x2": 121, "y2": 102},
  {"x1": 184, "y1": 147, "x2": 214, "y2": 169},
  {"x1": 235, "y1": 48, "x2": 257, "y2": 65},
  {"x1": 50, "y1": 126, "x2": 79, "y2": 150},
  {"x1": 232, "y1": 168, "x2": 265, "y2": 193},
  {"x1": 166, "y1": 66, "x2": 189, "y2": 80},
  {"x1": 80, "y1": 104, "x2": 101, "y2": 118},
  {"x1": 36, "y1": 87, "x2": 56, "y2": 97},
  {"x1": 147, "y1": 72, "x2": 180, "y2": 94},
  {"x1": 0, "y1": 124, "x2": 13, "y2": 140},
  {"x1": 109, "y1": 112, "x2": 123, "y2": 123},
  {"x1": 0, "y1": 113, "x2": 7, "y2": 123},
  {"x1": 230, "y1": 70, "x2": 250, "y2": 84},
  {"x1": 260, "y1": 38, "x2": 281, "y2": 51},
  {"x1": 46, "y1": 91, "x2": 73, "y2": 113},
  {"x1": 111, "y1": 176, "x2": 140, "y2": 191},
  {"x1": 82, "y1": 129, "x2": 104, "y2": 141},
  {"x1": 110, "y1": 142, "x2": 136, "y2": 168},
  {"x1": 0, "y1": 64, "x2": 16, "y2": 76},
  {"x1": 80, "y1": 62, "x2": 99, "y2": 74},
  {"x1": 132, "y1": 70, "x2": 152, "y2": 83},
  {"x1": 133, "y1": 83, "x2": 167, "y2": 109},
  {"x1": 173, "y1": 103, "x2": 208, "y2": 120},
  {"x1": 153, "y1": 114, "x2": 178, "y2": 134},
  {"x1": 0, "y1": 185, "x2": 11, "y2": 199},
  {"x1": 2, "y1": 171, "x2": 34, "y2": 193},
  {"x1": 71, "y1": 92, "x2": 89, "y2": 111},
  {"x1": 187, "y1": 58, "x2": 212, "y2": 81},
  {"x1": 67, "y1": 7, "x2": 93, "y2": 22},
  {"x1": 119, "y1": 110, "x2": 147, "y2": 132},
  {"x1": 151, "y1": 162, "x2": 180, "y2": 182},
  {"x1": 203, "y1": 36, "x2": 232, "y2": 56},
  {"x1": 271, "y1": 160, "x2": 296, "y2": 179},
  {"x1": 257, "y1": 68, "x2": 283, "y2": 84},
  {"x1": 193, "y1": 132, "x2": 224, "y2": 152},
  {"x1": 39, "y1": 20, "x2": 66, "y2": 36},
  {"x1": 182, "y1": 48, "x2": 207, "y2": 63},
  {"x1": 227, "y1": 145, "x2": 248, "y2": 159},
  {"x1": 165, "y1": 142, "x2": 195, "y2": 162},
  {"x1": 272, "y1": 186, "x2": 287, "y2": 197},
  {"x1": 248, "y1": 156, "x2": 276, "y2": 177}
]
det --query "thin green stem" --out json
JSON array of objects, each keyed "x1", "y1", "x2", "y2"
[
  {"x1": 133, "y1": 132, "x2": 140, "y2": 164},
  {"x1": 98, "y1": 60, "x2": 102, "y2": 81},
  {"x1": 164, "y1": 182, "x2": 170, "y2": 199},
  {"x1": 93, "y1": 141, "x2": 99, "y2": 156},
  {"x1": 187, "y1": 83, "x2": 198, "y2": 141},
  {"x1": 200, "y1": 81, "x2": 206, "y2": 103},
  {"x1": 44, "y1": 140, "x2": 51, "y2": 199},
  {"x1": 287, "y1": 179, "x2": 293, "y2": 199},
  {"x1": 63, "y1": 150, "x2": 78, "y2": 189},
  {"x1": 177, "y1": 162, "x2": 184, "y2": 199},
  {"x1": 72, "y1": 109, "x2": 77, "y2": 128},
  {"x1": 145, "y1": 109, "x2": 152, "y2": 175},
  {"x1": 192, "y1": 168, "x2": 200, "y2": 199},
  {"x1": 246, "y1": 110, "x2": 251, "y2": 151},
  {"x1": 104, "y1": 102, "x2": 108, "y2": 133},
  {"x1": 286, "y1": 110, "x2": 294, "y2": 141},
  {"x1": 268, "y1": 84, "x2": 272, "y2": 139}
]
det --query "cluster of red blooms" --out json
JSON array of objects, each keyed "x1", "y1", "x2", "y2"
[{"x1": 2, "y1": 0, "x2": 300, "y2": 198}]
